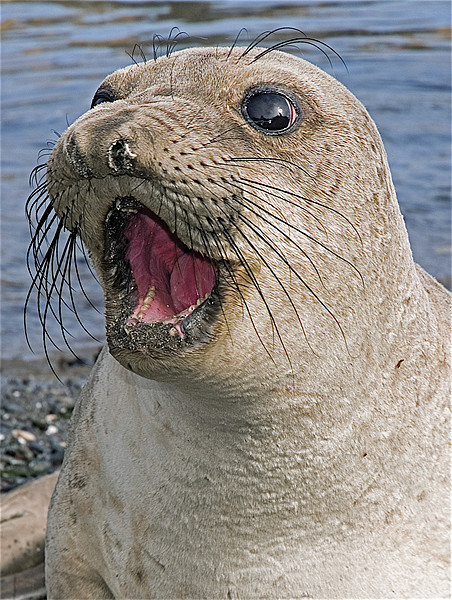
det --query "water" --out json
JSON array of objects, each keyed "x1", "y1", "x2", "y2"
[{"x1": 1, "y1": 0, "x2": 451, "y2": 363}]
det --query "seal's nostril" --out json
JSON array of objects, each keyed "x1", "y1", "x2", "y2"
[
  {"x1": 65, "y1": 133, "x2": 92, "y2": 178},
  {"x1": 108, "y1": 139, "x2": 137, "y2": 173}
]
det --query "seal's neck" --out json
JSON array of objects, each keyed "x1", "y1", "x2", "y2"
[{"x1": 125, "y1": 350, "x2": 435, "y2": 539}]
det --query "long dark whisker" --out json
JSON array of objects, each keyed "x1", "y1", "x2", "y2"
[
  {"x1": 253, "y1": 38, "x2": 336, "y2": 71},
  {"x1": 64, "y1": 233, "x2": 101, "y2": 342},
  {"x1": 26, "y1": 218, "x2": 67, "y2": 359},
  {"x1": 74, "y1": 240, "x2": 101, "y2": 313},
  {"x1": 231, "y1": 176, "x2": 331, "y2": 245},
  {"x1": 183, "y1": 196, "x2": 272, "y2": 358},
  {"x1": 176, "y1": 161, "x2": 350, "y2": 354},
  {"x1": 226, "y1": 156, "x2": 314, "y2": 180},
  {"x1": 214, "y1": 199, "x2": 317, "y2": 357},
  {"x1": 238, "y1": 175, "x2": 362, "y2": 244},
  {"x1": 27, "y1": 209, "x2": 60, "y2": 279},
  {"x1": 203, "y1": 122, "x2": 250, "y2": 147},
  {"x1": 26, "y1": 179, "x2": 48, "y2": 222},
  {"x1": 209, "y1": 156, "x2": 360, "y2": 245},
  {"x1": 239, "y1": 29, "x2": 282, "y2": 57},
  {"x1": 166, "y1": 27, "x2": 189, "y2": 58},
  {"x1": 181, "y1": 205, "x2": 202, "y2": 297},
  {"x1": 239, "y1": 27, "x2": 347, "y2": 72},
  {"x1": 38, "y1": 216, "x2": 81, "y2": 339},
  {"x1": 205, "y1": 220, "x2": 266, "y2": 353},
  {"x1": 26, "y1": 209, "x2": 57, "y2": 286},
  {"x1": 25, "y1": 180, "x2": 100, "y2": 366},
  {"x1": 28, "y1": 163, "x2": 47, "y2": 189},
  {"x1": 227, "y1": 186, "x2": 327, "y2": 286},
  {"x1": 223, "y1": 192, "x2": 324, "y2": 292},
  {"x1": 28, "y1": 188, "x2": 53, "y2": 225},
  {"x1": 126, "y1": 44, "x2": 146, "y2": 66},
  {"x1": 232, "y1": 179, "x2": 364, "y2": 286},
  {"x1": 24, "y1": 225, "x2": 58, "y2": 352},
  {"x1": 26, "y1": 194, "x2": 54, "y2": 255},
  {"x1": 221, "y1": 226, "x2": 289, "y2": 367},
  {"x1": 208, "y1": 216, "x2": 277, "y2": 363},
  {"x1": 182, "y1": 195, "x2": 241, "y2": 338},
  {"x1": 40, "y1": 221, "x2": 96, "y2": 364},
  {"x1": 210, "y1": 182, "x2": 356, "y2": 355},
  {"x1": 226, "y1": 28, "x2": 249, "y2": 60},
  {"x1": 53, "y1": 232, "x2": 83, "y2": 356},
  {"x1": 30, "y1": 212, "x2": 86, "y2": 330},
  {"x1": 152, "y1": 34, "x2": 165, "y2": 61}
]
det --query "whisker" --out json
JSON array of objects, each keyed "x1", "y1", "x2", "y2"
[
  {"x1": 75, "y1": 240, "x2": 101, "y2": 313},
  {"x1": 208, "y1": 214, "x2": 277, "y2": 363},
  {"x1": 239, "y1": 29, "x2": 281, "y2": 58},
  {"x1": 221, "y1": 226, "x2": 286, "y2": 367},
  {"x1": 32, "y1": 221, "x2": 67, "y2": 350},
  {"x1": 25, "y1": 180, "x2": 100, "y2": 367},
  {"x1": 28, "y1": 164, "x2": 47, "y2": 189},
  {"x1": 195, "y1": 175, "x2": 357, "y2": 355},
  {"x1": 126, "y1": 43, "x2": 147, "y2": 65},
  {"x1": 25, "y1": 182, "x2": 48, "y2": 222},
  {"x1": 166, "y1": 27, "x2": 189, "y2": 58},
  {"x1": 232, "y1": 179, "x2": 364, "y2": 286},
  {"x1": 224, "y1": 192, "x2": 324, "y2": 288},
  {"x1": 27, "y1": 210, "x2": 60, "y2": 279},
  {"x1": 232, "y1": 176, "x2": 330, "y2": 245},
  {"x1": 204, "y1": 122, "x2": 249, "y2": 146},
  {"x1": 215, "y1": 200, "x2": 317, "y2": 357},
  {"x1": 54, "y1": 233, "x2": 81, "y2": 354},
  {"x1": 64, "y1": 233, "x2": 102, "y2": 342},
  {"x1": 152, "y1": 34, "x2": 165, "y2": 62},
  {"x1": 239, "y1": 176, "x2": 362, "y2": 244},
  {"x1": 226, "y1": 28, "x2": 249, "y2": 60},
  {"x1": 40, "y1": 217, "x2": 79, "y2": 334},
  {"x1": 238, "y1": 27, "x2": 347, "y2": 72},
  {"x1": 233, "y1": 200, "x2": 353, "y2": 355},
  {"x1": 193, "y1": 217, "x2": 236, "y2": 345},
  {"x1": 229, "y1": 187, "x2": 326, "y2": 286},
  {"x1": 226, "y1": 156, "x2": 313, "y2": 180}
]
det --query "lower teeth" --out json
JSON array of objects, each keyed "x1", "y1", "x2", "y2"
[{"x1": 125, "y1": 291, "x2": 211, "y2": 332}]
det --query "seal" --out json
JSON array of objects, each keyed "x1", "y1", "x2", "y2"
[{"x1": 29, "y1": 41, "x2": 450, "y2": 598}]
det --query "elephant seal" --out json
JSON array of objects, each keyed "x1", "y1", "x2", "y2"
[{"x1": 31, "y1": 43, "x2": 450, "y2": 598}]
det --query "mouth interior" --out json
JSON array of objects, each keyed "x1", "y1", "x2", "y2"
[{"x1": 124, "y1": 207, "x2": 216, "y2": 331}]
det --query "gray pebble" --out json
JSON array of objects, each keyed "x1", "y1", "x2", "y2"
[{"x1": 1, "y1": 374, "x2": 85, "y2": 491}]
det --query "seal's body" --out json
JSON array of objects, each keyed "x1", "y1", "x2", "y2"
[{"x1": 42, "y1": 46, "x2": 450, "y2": 598}]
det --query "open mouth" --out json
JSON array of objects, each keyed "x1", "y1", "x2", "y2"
[{"x1": 106, "y1": 199, "x2": 218, "y2": 341}]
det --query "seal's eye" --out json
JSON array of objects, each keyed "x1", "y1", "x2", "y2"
[
  {"x1": 242, "y1": 90, "x2": 299, "y2": 134},
  {"x1": 91, "y1": 89, "x2": 115, "y2": 109}
]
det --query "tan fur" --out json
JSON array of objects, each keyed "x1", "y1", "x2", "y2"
[{"x1": 45, "y1": 47, "x2": 450, "y2": 598}]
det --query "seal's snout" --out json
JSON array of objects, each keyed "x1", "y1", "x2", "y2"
[
  {"x1": 62, "y1": 129, "x2": 137, "y2": 179},
  {"x1": 108, "y1": 139, "x2": 137, "y2": 173},
  {"x1": 58, "y1": 104, "x2": 145, "y2": 180}
]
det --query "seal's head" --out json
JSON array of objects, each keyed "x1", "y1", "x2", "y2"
[{"x1": 39, "y1": 45, "x2": 415, "y2": 386}]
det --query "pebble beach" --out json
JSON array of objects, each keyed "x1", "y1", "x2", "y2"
[{"x1": 1, "y1": 350, "x2": 100, "y2": 493}]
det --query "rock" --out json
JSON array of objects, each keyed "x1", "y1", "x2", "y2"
[
  {"x1": 0, "y1": 470, "x2": 59, "y2": 577},
  {"x1": 0, "y1": 563, "x2": 46, "y2": 600}
]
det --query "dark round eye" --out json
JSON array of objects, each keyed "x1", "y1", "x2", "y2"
[
  {"x1": 91, "y1": 89, "x2": 115, "y2": 109},
  {"x1": 242, "y1": 90, "x2": 299, "y2": 134}
]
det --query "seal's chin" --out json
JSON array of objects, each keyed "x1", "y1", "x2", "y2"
[
  {"x1": 103, "y1": 197, "x2": 221, "y2": 358},
  {"x1": 123, "y1": 206, "x2": 217, "y2": 337}
]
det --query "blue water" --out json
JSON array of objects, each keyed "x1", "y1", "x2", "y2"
[{"x1": 1, "y1": 0, "x2": 450, "y2": 362}]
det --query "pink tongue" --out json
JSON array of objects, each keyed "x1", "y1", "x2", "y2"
[{"x1": 124, "y1": 209, "x2": 216, "y2": 322}]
